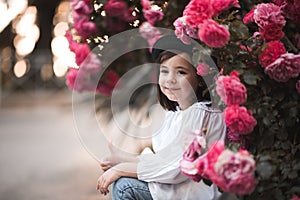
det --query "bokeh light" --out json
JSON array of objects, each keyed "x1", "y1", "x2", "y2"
[
  {"x1": 0, "y1": 0, "x2": 27, "y2": 33},
  {"x1": 51, "y1": 36, "x2": 69, "y2": 57},
  {"x1": 12, "y1": 6, "x2": 39, "y2": 57},
  {"x1": 13, "y1": 59, "x2": 28, "y2": 78},
  {"x1": 53, "y1": 22, "x2": 69, "y2": 37},
  {"x1": 51, "y1": 1, "x2": 73, "y2": 78},
  {"x1": 14, "y1": 36, "x2": 36, "y2": 56},
  {"x1": 53, "y1": 58, "x2": 69, "y2": 77}
]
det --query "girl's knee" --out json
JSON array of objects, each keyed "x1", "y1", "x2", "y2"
[
  {"x1": 112, "y1": 177, "x2": 134, "y2": 199},
  {"x1": 112, "y1": 177, "x2": 152, "y2": 200},
  {"x1": 113, "y1": 177, "x2": 131, "y2": 192}
]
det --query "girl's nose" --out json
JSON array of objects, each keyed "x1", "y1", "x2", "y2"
[{"x1": 166, "y1": 73, "x2": 177, "y2": 84}]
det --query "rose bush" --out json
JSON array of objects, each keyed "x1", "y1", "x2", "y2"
[{"x1": 65, "y1": 0, "x2": 300, "y2": 199}]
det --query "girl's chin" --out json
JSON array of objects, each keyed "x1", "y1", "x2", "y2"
[{"x1": 165, "y1": 94, "x2": 177, "y2": 102}]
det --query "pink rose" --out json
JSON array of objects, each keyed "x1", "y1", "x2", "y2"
[
  {"x1": 103, "y1": 0, "x2": 128, "y2": 17},
  {"x1": 139, "y1": 22, "x2": 161, "y2": 52},
  {"x1": 253, "y1": 3, "x2": 286, "y2": 29},
  {"x1": 123, "y1": 7, "x2": 138, "y2": 22},
  {"x1": 72, "y1": 10, "x2": 82, "y2": 22},
  {"x1": 147, "y1": 36, "x2": 161, "y2": 53},
  {"x1": 195, "y1": 155, "x2": 208, "y2": 178},
  {"x1": 139, "y1": 22, "x2": 161, "y2": 40},
  {"x1": 211, "y1": 0, "x2": 240, "y2": 17},
  {"x1": 259, "y1": 41, "x2": 286, "y2": 68},
  {"x1": 180, "y1": 159, "x2": 204, "y2": 182},
  {"x1": 226, "y1": 129, "x2": 241, "y2": 143},
  {"x1": 216, "y1": 71, "x2": 247, "y2": 106},
  {"x1": 173, "y1": 16, "x2": 198, "y2": 44},
  {"x1": 225, "y1": 173, "x2": 257, "y2": 195},
  {"x1": 265, "y1": 53, "x2": 300, "y2": 82},
  {"x1": 196, "y1": 62, "x2": 210, "y2": 76},
  {"x1": 239, "y1": 44, "x2": 252, "y2": 52},
  {"x1": 296, "y1": 80, "x2": 300, "y2": 94},
  {"x1": 143, "y1": 9, "x2": 164, "y2": 25},
  {"x1": 66, "y1": 67, "x2": 95, "y2": 92},
  {"x1": 275, "y1": 0, "x2": 300, "y2": 24},
  {"x1": 272, "y1": 0, "x2": 285, "y2": 5},
  {"x1": 205, "y1": 141, "x2": 225, "y2": 178},
  {"x1": 283, "y1": 1, "x2": 300, "y2": 24},
  {"x1": 198, "y1": 19, "x2": 230, "y2": 48},
  {"x1": 66, "y1": 68, "x2": 79, "y2": 91},
  {"x1": 223, "y1": 105, "x2": 257, "y2": 135},
  {"x1": 71, "y1": 0, "x2": 93, "y2": 15},
  {"x1": 290, "y1": 195, "x2": 300, "y2": 200},
  {"x1": 243, "y1": 9, "x2": 255, "y2": 24},
  {"x1": 205, "y1": 142, "x2": 258, "y2": 195},
  {"x1": 259, "y1": 24, "x2": 284, "y2": 42},
  {"x1": 141, "y1": 0, "x2": 151, "y2": 10},
  {"x1": 212, "y1": 149, "x2": 257, "y2": 195},
  {"x1": 70, "y1": 43, "x2": 90, "y2": 66},
  {"x1": 65, "y1": 30, "x2": 78, "y2": 52},
  {"x1": 180, "y1": 137, "x2": 204, "y2": 182},
  {"x1": 106, "y1": 17, "x2": 127, "y2": 33},
  {"x1": 183, "y1": 0, "x2": 213, "y2": 28},
  {"x1": 73, "y1": 17, "x2": 97, "y2": 40},
  {"x1": 79, "y1": 53, "x2": 102, "y2": 74},
  {"x1": 97, "y1": 70, "x2": 120, "y2": 96}
]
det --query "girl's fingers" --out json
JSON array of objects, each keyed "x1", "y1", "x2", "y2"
[
  {"x1": 102, "y1": 165, "x2": 112, "y2": 171},
  {"x1": 97, "y1": 178, "x2": 109, "y2": 195},
  {"x1": 101, "y1": 188, "x2": 109, "y2": 195},
  {"x1": 99, "y1": 186, "x2": 109, "y2": 195},
  {"x1": 100, "y1": 161, "x2": 110, "y2": 167}
]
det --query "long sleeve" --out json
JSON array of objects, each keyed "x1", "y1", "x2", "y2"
[
  {"x1": 137, "y1": 144, "x2": 188, "y2": 183},
  {"x1": 137, "y1": 102, "x2": 226, "y2": 184}
]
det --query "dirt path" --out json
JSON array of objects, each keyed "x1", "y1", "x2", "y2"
[{"x1": 0, "y1": 90, "x2": 111, "y2": 200}]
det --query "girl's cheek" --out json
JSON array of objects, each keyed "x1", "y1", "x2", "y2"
[{"x1": 158, "y1": 77, "x2": 163, "y2": 85}]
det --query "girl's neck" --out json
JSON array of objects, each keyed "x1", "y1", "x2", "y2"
[{"x1": 178, "y1": 98, "x2": 197, "y2": 110}]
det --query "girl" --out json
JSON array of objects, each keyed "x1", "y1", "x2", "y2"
[{"x1": 96, "y1": 34, "x2": 226, "y2": 200}]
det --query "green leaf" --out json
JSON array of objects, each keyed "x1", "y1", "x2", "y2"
[
  {"x1": 229, "y1": 20, "x2": 250, "y2": 40},
  {"x1": 292, "y1": 161, "x2": 300, "y2": 170},
  {"x1": 276, "y1": 129, "x2": 288, "y2": 140},
  {"x1": 272, "y1": 89, "x2": 285, "y2": 102},
  {"x1": 289, "y1": 107, "x2": 298, "y2": 118},
  {"x1": 243, "y1": 73, "x2": 258, "y2": 85},
  {"x1": 263, "y1": 117, "x2": 271, "y2": 126},
  {"x1": 291, "y1": 186, "x2": 300, "y2": 193},
  {"x1": 281, "y1": 141, "x2": 291, "y2": 150},
  {"x1": 256, "y1": 162, "x2": 274, "y2": 180},
  {"x1": 288, "y1": 170, "x2": 298, "y2": 179}
]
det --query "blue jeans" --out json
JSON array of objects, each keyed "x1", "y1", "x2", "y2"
[{"x1": 112, "y1": 177, "x2": 153, "y2": 200}]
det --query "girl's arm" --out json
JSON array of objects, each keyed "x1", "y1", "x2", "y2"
[
  {"x1": 97, "y1": 161, "x2": 138, "y2": 195},
  {"x1": 100, "y1": 138, "x2": 152, "y2": 171}
]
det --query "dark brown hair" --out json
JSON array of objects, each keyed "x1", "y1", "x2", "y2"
[{"x1": 156, "y1": 50, "x2": 210, "y2": 111}]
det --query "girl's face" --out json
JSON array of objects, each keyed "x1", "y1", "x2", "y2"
[{"x1": 159, "y1": 53, "x2": 199, "y2": 110}]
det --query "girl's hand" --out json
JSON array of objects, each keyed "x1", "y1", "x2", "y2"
[
  {"x1": 96, "y1": 168, "x2": 120, "y2": 195},
  {"x1": 99, "y1": 156, "x2": 117, "y2": 171}
]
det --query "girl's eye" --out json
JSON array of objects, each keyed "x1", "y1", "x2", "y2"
[
  {"x1": 160, "y1": 69, "x2": 168, "y2": 74},
  {"x1": 178, "y1": 70, "x2": 187, "y2": 75}
]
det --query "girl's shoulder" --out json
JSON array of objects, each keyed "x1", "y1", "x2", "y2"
[{"x1": 189, "y1": 101, "x2": 222, "y2": 113}]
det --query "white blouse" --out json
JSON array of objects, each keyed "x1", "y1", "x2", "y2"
[{"x1": 137, "y1": 102, "x2": 226, "y2": 200}]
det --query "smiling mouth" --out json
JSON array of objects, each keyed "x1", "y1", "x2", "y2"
[{"x1": 164, "y1": 87, "x2": 180, "y2": 91}]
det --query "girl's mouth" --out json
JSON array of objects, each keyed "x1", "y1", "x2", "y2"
[{"x1": 165, "y1": 87, "x2": 180, "y2": 91}]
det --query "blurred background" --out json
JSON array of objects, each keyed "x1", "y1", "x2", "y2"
[
  {"x1": 0, "y1": 1, "x2": 109, "y2": 199},
  {"x1": 0, "y1": 0, "x2": 75, "y2": 94}
]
